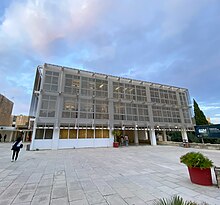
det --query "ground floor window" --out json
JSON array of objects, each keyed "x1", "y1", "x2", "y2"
[
  {"x1": 35, "y1": 129, "x2": 53, "y2": 139},
  {"x1": 58, "y1": 128, "x2": 109, "y2": 139},
  {"x1": 60, "y1": 129, "x2": 77, "y2": 139}
]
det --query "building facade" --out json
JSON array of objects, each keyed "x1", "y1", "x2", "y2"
[
  {"x1": 29, "y1": 63, "x2": 194, "y2": 150},
  {"x1": 0, "y1": 94, "x2": 13, "y2": 126},
  {"x1": 0, "y1": 94, "x2": 14, "y2": 142}
]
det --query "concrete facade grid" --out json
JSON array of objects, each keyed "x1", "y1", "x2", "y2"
[{"x1": 30, "y1": 63, "x2": 194, "y2": 150}]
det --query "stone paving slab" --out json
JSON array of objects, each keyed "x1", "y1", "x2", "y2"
[{"x1": 0, "y1": 143, "x2": 220, "y2": 205}]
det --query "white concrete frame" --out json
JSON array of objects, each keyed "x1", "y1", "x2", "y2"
[{"x1": 30, "y1": 63, "x2": 194, "y2": 150}]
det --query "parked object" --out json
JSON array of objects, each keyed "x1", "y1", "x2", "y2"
[
  {"x1": 214, "y1": 166, "x2": 220, "y2": 188},
  {"x1": 180, "y1": 152, "x2": 213, "y2": 186},
  {"x1": 26, "y1": 144, "x2": 30, "y2": 151}
]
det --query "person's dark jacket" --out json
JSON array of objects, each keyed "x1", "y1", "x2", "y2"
[{"x1": 11, "y1": 140, "x2": 23, "y2": 151}]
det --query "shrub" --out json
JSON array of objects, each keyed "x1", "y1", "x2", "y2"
[
  {"x1": 180, "y1": 152, "x2": 213, "y2": 169},
  {"x1": 153, "y1": 195, "x2": 209, "y2": 205}
]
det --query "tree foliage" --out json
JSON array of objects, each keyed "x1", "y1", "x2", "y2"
[{"x1": 193, "y1": 99, "x2": 208, "y2": 125}]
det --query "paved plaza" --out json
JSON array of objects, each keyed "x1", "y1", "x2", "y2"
[{"x1": 0, "y1": 144, "x2": 220, "y2": 205}]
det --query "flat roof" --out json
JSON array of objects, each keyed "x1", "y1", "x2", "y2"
[{"x1": 43, "y1": 63, "x2": 188, "y2": 92}]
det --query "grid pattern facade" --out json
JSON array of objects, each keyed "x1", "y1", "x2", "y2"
[{"x1": 30, "y1": 64, "x2": 193, "y2": 144}]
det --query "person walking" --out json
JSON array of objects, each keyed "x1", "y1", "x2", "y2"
[
  {"x1": 4, "y1": 134, "x2": 7, "y2": 142},
  {"x1": 124, "y1": 135, "x2": 129, "y2": 146},
  {"x1": 0, "y1": 133, "x2": 2, "y2": 142},
  {"x1": 120, "y1": 135, "x2": 124, "y2": 146},
  {"x1": 11, "y1": 137, "x2": 23, "y2": 162}
]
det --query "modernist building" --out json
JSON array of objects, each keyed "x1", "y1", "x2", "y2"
[{"x1": 29, "y1": 63, "x2": 194, "y2": 150}]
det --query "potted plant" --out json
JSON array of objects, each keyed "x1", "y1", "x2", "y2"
[
  {"x1": 180, "y1": 152, "x2": 213, "y2": 186},
  {"x1": 112, "y1": 129, "x2": 122, "y2": 148}
]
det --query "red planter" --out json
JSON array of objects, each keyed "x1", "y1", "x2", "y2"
[
  {"x1": 188, "y1": 167, "x2": 212, "y2": 186},
  {"x1": 113, "y1": 142, "x2": 119, "y2": 148}
]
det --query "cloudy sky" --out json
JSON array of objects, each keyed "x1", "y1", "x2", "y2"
[{"x1": 0, "y1": 0, "x2": 220, "y2": 123}]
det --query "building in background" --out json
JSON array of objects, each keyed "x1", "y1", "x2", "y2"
[
  {"x1": 0, "y1": 95, "x2": 32, "y2": 142},
  {"x1": 14, "y1": 115, "x2": 31, "y2": 141},
  {"x1": 0, "y1": 94, "x2": 14, "y2": 141},
  {"x1": 0, "y1": 94, "x2": 13, "y2": 126},
  {"x1": 29, "y1": 63, "x2": 194, "y2": 150}
]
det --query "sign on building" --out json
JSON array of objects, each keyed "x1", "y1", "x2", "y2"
[{"x1": 195, "y1": 124, "x2": 220, "y2": 138}]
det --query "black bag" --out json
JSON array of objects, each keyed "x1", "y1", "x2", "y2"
[{"x1": 20, "y1": 144, "x2": 23, "y2": 148}]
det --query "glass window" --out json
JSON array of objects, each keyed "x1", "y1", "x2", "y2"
[
  {"x1": 87, "y1": 129, "x2": 94, "y2": 138},
  {"x1": 78, "y1": 129, "x2": 86, "y2": 139},
  {"x1": 35, "y1": 129, "x2": 44, "y2": 139},
  {"x1": 113, "y1": 82, "x2": 124, "y2": 99},
  {"x1": 62, "y1": 97, "x2": 78, "y2": 119},
  {"x1": 79, "y1": 99, "x2": 94, "y2": 119},
  {"x1": 43, "y1": 71, "x2": 59, "y2": 92},
  {"x1": 45, "y1": 129, "x2": 53, "y2": 139},
  {"x1": 64, "y1": 74, "x2": 80, "y2": 95},
  {"x1": 39, "y1": 95, "x2": 57, "y2": 118},
  {"x1": 60, "y1": 129, "x2": 68, "y2": 139},
  {"x1": 95, "y1": 130, "x2": 103, "y2": 138},
  {"x1": 69, "y1": 129, "x2": 77, "y2": 139},
  {"x1": 103, "y1": 130, "x2": 109, "y2": 138},
  {"x1": 35, "y1": 128, "x2": 53, "y2": 139}
]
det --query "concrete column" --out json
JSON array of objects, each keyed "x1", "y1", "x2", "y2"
[
  {"x1": 149, "y1": 129, "x2": 157, "y2": 145},
  {"x1": 9, "y1": 132, "x2": 13, "y2": 142},
  {"x1": 51, "y1": 127, "x2": 60, "y2": 150},
  {"x1": 30, "y1": 120, "x2": 37, "y2": 150},
  {"x1": 109, "y1": 127, "x2": 114, "y2": 147},
  {"x1": 181, "y1": 130, "x2": 188, "y2": 142},
  {"x1": 134, "y1": 130, "x2": 139, "y2": 145},
  {"x1": 163, "y1": 130, "x2": 167, "y2": 141},
  {"x1": 145, "y1": 130, "x2": 148, "y2": 140}
]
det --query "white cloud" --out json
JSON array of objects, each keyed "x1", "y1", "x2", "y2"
[
  {"x1": 0, "y1": 0, "x2": 112, "y2": 54},
  {"x1": 210, "y1": 117, "x2": 220, "y2": 124},
  {"x1": 0, "y1": 0, "x2": 219, "y2": 117}
]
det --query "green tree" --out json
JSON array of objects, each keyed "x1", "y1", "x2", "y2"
[{"x1": 193, "y1": 99, "x2": 208, "y2": 125}]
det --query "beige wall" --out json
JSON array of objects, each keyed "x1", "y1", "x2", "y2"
[
  {"x1": 16, "y1": 115, "x2": 29, "y2": 127},
  {"x1": 0, "y1": 94, "x2": 13, "y2": 126}
]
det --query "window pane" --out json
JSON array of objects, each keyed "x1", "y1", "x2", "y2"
[
  {"x1": 78, "y1": 130, "x2": 86, "y2": 138},
  {"x1": 69, "y1": 130, "x2": 77, "y2": 139},
  {"x1": 41, "y1": 101, "x2": 48, "y2": 109},
  {"x1": 87, "y1": 129, "x2": 94, "y2": 138},
  {"x1": 35, "y1": 129, "x2": 44, "y2": 139},
  {"x1": 39, "y1": 110, "x2": 47, "y2": 117},
  {"x1": 45, "y1": 76, "x2": 51, "y2": 83},
  {"x1": 62, "y1": 112, "x2": 70, "y2": 118},
  {"x1": 60, "y1": 129, "x2": 68, "y2": 139},
  {"x1": 45, "y1": 129, "x2": 53, "y2": 139},
  {"x1": 95, "y1": 130, "x2": 102, "y2": 138},
  {"x1": 52, "y1": 77, "x2": 58, "y2": 84},
  {"x1": 103, "y1": 130, "x2": 109, "y2": 138},
  {"x1": 48, "y1": 110, "x2": 55, "y2": 117}
]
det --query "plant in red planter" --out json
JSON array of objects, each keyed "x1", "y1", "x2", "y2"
[
  {"x1": 112, "y1": 130, "x2": 122, "y2": 148},
  {"x1": 180, "y1": 152, "x2": 213, "y2": 186}
]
